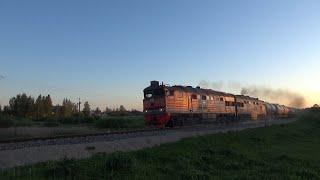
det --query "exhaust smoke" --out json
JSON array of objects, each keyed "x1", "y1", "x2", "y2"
[
  {"x1": 198, "y1": 80, "x2": 306, "y2": 108},
  {"x1": 241, "y1": 86, "x2": 306, "y2": 108},
  {"x1": 198, "y1": 80, "x2": 224, "y2": 90}
]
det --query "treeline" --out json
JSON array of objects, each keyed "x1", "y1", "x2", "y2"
[
  {"x1": 0, "y1": 93, "x2": 142, "y2": 121},
  {"x1": 0, "y1": 94, "x2": 72, "y2": 119},
  {"x1": 5, "y1": 94, "x2": 53, "y2": 118}
]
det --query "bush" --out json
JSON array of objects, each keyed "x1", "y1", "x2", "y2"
[
  {"x1": 108, "y1": 111, "x2": 131, "y2": 116},
  {"x1": 14, "y1": 118, "x2": 33, "y2": 127},
  {"x1": 0, "y1": 115, "x2": 35, "y2": 128},
  {"x1": 0, "y1": 115, "x2": 14, "y2": 128},
  {"x1": 36, "y1": 115, "x2": 95, "y2": 125},
  {"x1": 94, "y1": 116, "x2": 144, "y2": 129},
  {"x1": 95, "y1": 117, "x2": 129, "y2": 129},
  {"x1": 58, "y1": 116, "x2": 95, "y2": 124}
]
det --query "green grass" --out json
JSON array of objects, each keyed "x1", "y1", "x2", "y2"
[
  {"x1": 40, "y1": 115, "x2": 145, "y2": 129},
  {"x1": 0, "y1": 115, "x2": 14, "y2": 128},
  {"x1": 0, "y1": 116, "x2": 145, "y2": 141},
  {"x1": 1, "y1": 111, "x2": 320, "y2": 179},
  {"x1": 0, "y1": 115, "x2": 145, "y2": 129},
  {"x1": 0, "y1": 115, "x2": 34, "y2": 128}
]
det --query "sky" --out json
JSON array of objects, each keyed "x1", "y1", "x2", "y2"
[{"x1": 0, "y1": 0, "x2": 320, "y2": 110}]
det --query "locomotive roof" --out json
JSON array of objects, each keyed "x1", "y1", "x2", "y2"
[
  {"x1": 145, "y1": 83, "x2": 260, "y2": 99},
  {"x1": 235, "y1": 95, "x2": 260, "y2": 101},
  {"x1": 168, "y1": 85, "x2": 234, "y2": 97},
  {"x1": 168, "y1": 86, "x2": 267, "y2": 102}
]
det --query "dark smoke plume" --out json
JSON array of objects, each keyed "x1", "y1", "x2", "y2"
[
  {"x1": 198, "y1": 80, "x2": 306, "y2": 108},
  {"x1": 0, "y1": 75, "x2": 4, "y2": 80},
  {"x1": 198, "y1": 80, "x2": 224, "y2": 90},
  {"x1": 241, "y1": 86, "x2": 306, "y2": 108}
]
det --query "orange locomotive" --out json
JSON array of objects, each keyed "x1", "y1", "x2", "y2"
[{"x1": 143, "y1": 81, "x2": 296, "y2": 127}]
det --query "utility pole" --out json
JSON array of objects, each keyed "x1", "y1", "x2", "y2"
[{"x1": 78, "y1": 98, "x2": 81, "y2": 113}]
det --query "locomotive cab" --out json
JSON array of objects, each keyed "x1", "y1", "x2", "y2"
[{"x1": 143, "y1": 81, "x2": 170, "y2": 126}]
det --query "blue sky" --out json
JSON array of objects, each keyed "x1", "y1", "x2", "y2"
[{"x1": 0, "y1": 0, "x2": 319, "y2": 109}]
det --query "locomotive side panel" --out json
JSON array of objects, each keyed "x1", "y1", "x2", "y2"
[
  {"x1": 224, "y1": 96, "x2": 236, "y2": 114},
  {"x1": 165, "y1": 89, "x2": 189, "y2": 113},
  {"x1": 235, "y1": 96, "x2": 251, "y2": 118},
  {"x1": 164, "y1": 87, "x2": 239, "y2": 123},
  {"x1": 235, "y1": 95, "x2": 267, "y2": 120},
  {"x1": 246, "y1": 100, "x2": 258, "y2": 120},
  {"x1": 257, "y1": 101, "x2": 267, "y2": 118}
]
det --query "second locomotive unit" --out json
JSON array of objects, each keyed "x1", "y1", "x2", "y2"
[{"x1": 143, "y1": 81, "x2": 296, "y2": 127}]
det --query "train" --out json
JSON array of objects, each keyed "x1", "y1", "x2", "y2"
[{"x1": 143, "y1": 81, "x2": 298, "y2": 127}]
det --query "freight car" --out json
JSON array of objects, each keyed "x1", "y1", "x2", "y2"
[{"x1": 143, "y1": 81, "x2": 297, "y2": 127}]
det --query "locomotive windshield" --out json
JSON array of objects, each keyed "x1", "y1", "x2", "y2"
[{"x1": 144, "y1": 88, "x2": 165, "y2": 98}]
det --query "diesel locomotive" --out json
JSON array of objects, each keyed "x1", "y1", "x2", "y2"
[{"x1": 143, "y1": 81, "x2": 297, "y2": 127}]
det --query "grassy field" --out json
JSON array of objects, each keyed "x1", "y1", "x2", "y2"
[
  {"x1": 0, "y1": 116, "x2": 145, "y2": 141},
  {"x1": 1, "y1": 111, "x2": 320, "y2": 179},
  {"x1": 0, "y1": 114, "x2": 145, "y2": 128}
]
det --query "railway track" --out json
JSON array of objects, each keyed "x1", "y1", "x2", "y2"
[
  {"x1": 0, "y1": 127, "x2": 159, "y2": 144},
  {"x1": 0, "y1": 118, "x2": 296, "y2": 151},
  {"x1": 0, "y1": 124, "x2": 207, "y2": 151}
]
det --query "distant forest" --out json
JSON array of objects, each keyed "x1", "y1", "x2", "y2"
[{"x1": 0, "y1": 93, "x2": 141, "y2": 120}]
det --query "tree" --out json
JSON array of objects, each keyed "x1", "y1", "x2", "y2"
[
  {"x1": 35, "y1": 95, "x2": 44, "y2": 119},
  {"x1": 91, "y1": 107, "x2": 101, "y2": 118},
  {"x1": 44, "y1": 95, "x2": 53, "y2": 117},
  {"x1": 119, "y1": 105, "x2": 126, "y2": 112},
  {"x1": 83, "y1": 101, "x2": 91, "y2": 117},
  {"x1": 60, "y1": 99, "x2": 75, "y2": 118},
  {"x1": 3, "y1": 106, "x2": 10, "y2": 115},
  {"x1": 34, "y1": 95, "x2": 52, "y2": 119},
  {"x1": 95, "y1": 107, "x2": 101, "y2": 114},
  {"x1": 105, "y1": 106, "x2": 112, "y2": 113},
  {"x1": 9, "y1": 93, "x2": 35, "y2": 118}
]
